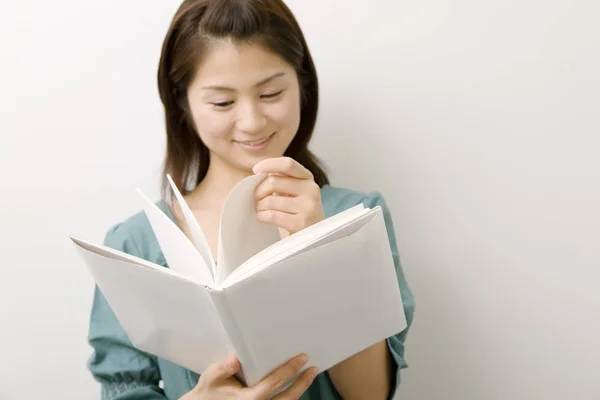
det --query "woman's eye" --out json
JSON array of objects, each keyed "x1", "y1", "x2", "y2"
[
  {"x1": 211, "y1": 101, "x2": 233, "y2": 108},
  {"x1": 261, "y1": 90, "x2": 283, "y2": 99}
]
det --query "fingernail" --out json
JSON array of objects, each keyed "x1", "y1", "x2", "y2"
[
  {"x1": 308, "y1": 367, "x2": 318, "y2": 380},
  {"x1": 227, "y1": 354, "x2": 239, "y2": 372},
  {"x1": 298, "y1": 353, "x2": 309, "y2": 364},
  {"x1": 253, "y1": 164, "x2": 260, "y2": 173}
]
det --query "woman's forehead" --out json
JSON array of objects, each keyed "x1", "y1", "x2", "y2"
[{"x1": 190, "y1": 40, "x2": 295, "y2": 90}]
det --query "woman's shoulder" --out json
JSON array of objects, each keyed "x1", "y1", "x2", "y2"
[
  {"x1": 320, "y1": 184, "x2": 392, "y2": 218},
  {"x1": 102, "y1": 200, "x2": 170, "y2": 264}
]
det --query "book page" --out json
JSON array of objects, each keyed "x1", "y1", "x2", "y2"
[
  {"x1": 220, "y1": 204, "x2": 370, "y2": 288},
  {"x1": 70, "y1": 236, "x2": 196, "y2": 283},
  {"x1": 167, "y1": 174, "x2": 216, "y2": 279},
  {"x1": 137, "y1": 189, "x2": 214, "y2": 287},
  {"x1": 215, "y1": 174, "x2": 282, "y2": 287}
]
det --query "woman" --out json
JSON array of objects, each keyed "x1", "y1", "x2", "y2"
[{"x1": 88, "y1": 0, "x2": 415, "y2": 399}]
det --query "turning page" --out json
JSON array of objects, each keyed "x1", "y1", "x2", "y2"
[
  {"x1": 137, "y1": 189, "x2": 214, "y2": 286},
  {"x1": 167, "y1": 174, "x2": 216, "y2": 280},
  {"x1": 215, "y1": 174, "x2": 282, "y2": 286},
  {"x1": 221, "y1": 203, "x2": 371, "y2": 287}
]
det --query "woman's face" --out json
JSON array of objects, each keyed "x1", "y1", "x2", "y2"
[{"x1": 186, "y1": 39, "x2": 302, "y2": 174}]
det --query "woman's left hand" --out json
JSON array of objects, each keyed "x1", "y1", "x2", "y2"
[{"x1": 253, "y1": 157, "x2": 325, "y2": 236}]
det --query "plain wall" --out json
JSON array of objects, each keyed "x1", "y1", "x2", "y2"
[{"x1": 1, "y1": 0, "x2": 598, "y2": 399}]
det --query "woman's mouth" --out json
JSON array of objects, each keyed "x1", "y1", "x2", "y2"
[{"x1": 235, "y1": 133, "x2": 275, "y2": 151}]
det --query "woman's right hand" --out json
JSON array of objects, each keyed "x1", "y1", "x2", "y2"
[{"x1": 180, "y1": 353, "x2": 318, "y2": 400}]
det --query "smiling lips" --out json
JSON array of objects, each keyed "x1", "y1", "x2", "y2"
[{"x1": 235, "y1": 132, "x2": 275, "y2": 150}]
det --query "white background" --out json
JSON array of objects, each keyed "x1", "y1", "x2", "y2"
[{"x1": 1, "y1": 0, "x2": 599, "y2": 399}]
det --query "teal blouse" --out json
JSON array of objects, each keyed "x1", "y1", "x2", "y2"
[{"x1": 88, "y1": 184, "x2": 415, "y2": 399}]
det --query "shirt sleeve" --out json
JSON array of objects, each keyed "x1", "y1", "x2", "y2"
[
  {"x1": 87, "y1": 223, "x2": 167, "y2": 400},
  {"x1": 362, "y1": 191, "x2": 416, "y2": 399}
]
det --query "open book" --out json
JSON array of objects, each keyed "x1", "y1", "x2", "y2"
[{"x1": 71, "y1": 174, "x2": 406, "y2": 387}]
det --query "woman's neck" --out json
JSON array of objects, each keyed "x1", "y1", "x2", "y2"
[{"x1": 185, "y1": 156, "x2": 253, "y2": 209}]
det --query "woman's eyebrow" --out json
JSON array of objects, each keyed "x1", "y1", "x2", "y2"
[{"x1": 201, "y1": 72, "x2": 286, "y2": 92}]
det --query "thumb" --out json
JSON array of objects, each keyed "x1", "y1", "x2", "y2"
[{"x1": 204, "y1": 354, "x2": 241, "y2": 382}]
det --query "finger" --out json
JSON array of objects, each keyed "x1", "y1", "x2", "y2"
[
  {"x1": 255, "y1": 175, "x2": 302, "y2": 200},
  {"x1": 202, "y1": 354, "x2": 241, "y2": 383},
  {"x1": 256, "y1": 194, "x2": 299, "y2": 214},
  {"x1": 272, "y1": 367, "x2": 318, "y2": 400},
  {"x1": 253, "y1": 157, "x2": 313, "y2": 180},
  {"x1": 256, "y1": 210, "x2": 304, "y2": 233},
  {"x1": 247, "y1": 353, "x2": 310, "y2": 398}
]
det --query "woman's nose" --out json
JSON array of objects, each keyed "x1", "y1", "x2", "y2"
[{"x1": 236, "y1": 102, "x2": 267, "y2": 134}]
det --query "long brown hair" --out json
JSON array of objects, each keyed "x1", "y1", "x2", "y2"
[{"x1": 157, "y1": 0, "x2": 329, "y2": 196}]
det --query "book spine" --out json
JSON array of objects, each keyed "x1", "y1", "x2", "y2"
[{"x1": 209, "y1": 289, "x2": 255, "y2": 386}]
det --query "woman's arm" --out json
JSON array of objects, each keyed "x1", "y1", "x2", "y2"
[{"x1": 328, "y1": 340, "x2": 393, "y2": 400}]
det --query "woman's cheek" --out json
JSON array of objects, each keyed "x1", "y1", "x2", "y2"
[
  {"x1": 194, "y1": 109, "x2": 233, "y2": 142},
  {"x1": 276, "y1": 93, "x2": 301, "y2": 132}
]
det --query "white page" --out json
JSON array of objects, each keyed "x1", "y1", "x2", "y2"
[
  {"x1": 70, "y1": 236, "x2": 197, "y2": 283},
  {"x1": 221, "y1": 208, "x2": 407, "y2": 386},
  {"x1": 167, "y1": 174, "x2": 216, "y2": 279},
  {"x1": 215, "y1": 174, "x2": 282, "y2": 286},
  {"x1": 221, "y1": 204, "x2": 370, "y2": 288},
  {"x1": 71, "y1": 237, "x2": 233, "y2": 376},
  {"x1": 137, "y1": 189, "x2": 214, "y2": 287}
]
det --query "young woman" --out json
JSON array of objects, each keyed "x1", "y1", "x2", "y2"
[{"x1": 88, "y1": 0, "x2": 415, "y2": 399}]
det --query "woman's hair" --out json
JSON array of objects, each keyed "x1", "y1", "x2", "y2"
[{"x1": 157, "y1": 0, "x2": 329, "y2": 196}]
